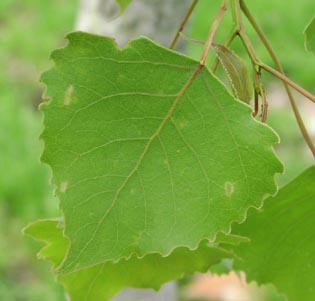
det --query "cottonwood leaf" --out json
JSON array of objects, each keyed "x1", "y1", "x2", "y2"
[
  {"x1": 212, "y1": 44, "x2": 253, "y2": 103},
  {"x1": 304, "y1": 15, "x2": 315, "y2": 53},
  {"x1": 41, "y1": 32, "x2": 282, "y2": 274},
  {"x1": 24, "y1": 219, "x2": 239, "y2": 301},
  {"x1": 231, "y1": 166, "x2": 315, "y2": 300}
]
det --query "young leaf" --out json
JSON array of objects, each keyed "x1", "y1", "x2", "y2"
[
  {"x1": 41, "y1": 32, "x2": 282, "y2": 274},
  {"x1": 212, "y1": 44, "x2": 253, "y2": 103},
  {"x1": 232, "y1": 166, "x2": 315, "y2": 300},
  {"x1": 304, "y1": 15, "x2": 315, "y2": 54},
  {"x1": 24, "y1": 219, "x2": 238, "y2": 301}
]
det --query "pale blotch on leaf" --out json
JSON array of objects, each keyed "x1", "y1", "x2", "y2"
[
  {"x1": 60, "y1": 181, "x2": 69, "y2": 193},
  {"x1": 225, "y1": 181, "x2": 234, "y2": 197},
  {"x1": 64, "y1": 85, "x2": 74, "y2": 105},
  {"x1": 179, "y1": 121, "x2": 186, "y2": 129}
]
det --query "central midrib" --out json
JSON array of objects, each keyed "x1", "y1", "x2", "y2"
[{"x1": 62, "y1": 63, "x2": 205, "y2": 272}]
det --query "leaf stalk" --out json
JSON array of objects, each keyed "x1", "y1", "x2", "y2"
[
  {"x1": 170, "y1": 0, "x2": 199, "y2": 49},
  {"x1": 240, "y1": 0, "x2": 315, "y2": 156},
  {"x1": 200, "y1": 0, "x2": 228, "y2": 66}
]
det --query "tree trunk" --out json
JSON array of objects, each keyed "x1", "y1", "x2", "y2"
[
  {"x1": 76, "y1": 0, "x2": 191, "y2": 48},
  {"x1": 75, "y1": 0, "x2": 191, "y2": 300}
]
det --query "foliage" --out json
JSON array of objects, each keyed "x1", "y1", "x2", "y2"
[
  {"x1": 231, "y1": 166, "x2": 315, "y2": 300},
  {"x1": 189, "y1": 0, "x2": 315, "y2": 91},
  {"x1": 23, "y1": 1, "x2": 315, "y2": 301},
  {"x1": 25, "y1": 219, "x2": 246, "y2": 301},
  {"x1": 40, "y1": 32, "x2": 281, "y2": 273}
]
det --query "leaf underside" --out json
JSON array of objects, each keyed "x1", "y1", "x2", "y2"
[
  {"x1": 304, "y1": 15, "x2": 315, "y2": 54},
  {"x1": 24, "y1": 219, "x2": 240, "y2": 301},
  {"x1": 232, "y1": 166, "x2": 315, "y2": 300},
  {"x1": 40, "y1": 31, "x2": 282, "y2": 274}
]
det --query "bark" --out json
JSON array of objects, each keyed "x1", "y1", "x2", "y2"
[{"x1": 76, "y1": 0, "x2": 191, "y2": 48}]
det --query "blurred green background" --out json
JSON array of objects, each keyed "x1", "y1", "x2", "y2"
[
  {"x1": 0, "y1": 0, "x2": 313, "y2": 300},
  {"x1": 0, "y1": 0, "x2": 78, "y2": 300}
]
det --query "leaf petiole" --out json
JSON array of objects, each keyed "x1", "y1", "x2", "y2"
[
  {"x1": 170, "y1": 0, "x2": 199, "y2": 49},
  {"x1": 200, "y1": 0, "x2": 228, "y2": 66},
  {"x1": 240, "y1": 0, "x2": 315, "y2": 157}
]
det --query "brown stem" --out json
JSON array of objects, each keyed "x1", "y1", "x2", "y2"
[
  {"x1": 238, "y1": 31, "x2": 259, "y2": 64},
  {"x1": 259, "y1": 64, "x2": 315, "y2": 103},
  {"x1": 253, "y1": 90, "x2": 259, "y2": 117},
  {"x1": 200, "y1": 0, "x2": 228, "y2": 66},
  {"x1": 261, "y1": 99, "x2": 268, "y2": 122},
  {"x1": 170, "y1": 0, "x2": 199, "y2": 49},
  {"x1": 237, "y1": 27, "x2": 269, "y2": 122},
  {"x1": 240, "y1": 0, "x2": 315, "y2": 157},
  {"x1": 254, "y1": 66, "x2": 268, "y2": 122}
]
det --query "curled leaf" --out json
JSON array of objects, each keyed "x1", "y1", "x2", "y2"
[{"x1": 212, "y1": 44, "x2": 253, "y2": 103}]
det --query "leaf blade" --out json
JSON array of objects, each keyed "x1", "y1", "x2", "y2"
[
  {"x1": 232, "y1": 166, "x2": 315, "y2": 300},
  {"x1": 41, "y1": 32, "x2": 283, "y2": 274},
  {"x1": 24, "y1": 219, "x2": 237, "y2": 301}
]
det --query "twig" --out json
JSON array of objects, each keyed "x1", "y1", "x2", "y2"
[
  {"x1": 170, "y1": 0, "x2": 199, "y2": 49},
  {"x1": 259, "y1": 64, "x2": 315, "y2": 103},
  {"x1": 240, "y1": 0, "x2": 315, "y2": 157},
  {"x1": 253, "y1": 90, "x2": 259, "y2": 117},
  {"x1": 200, "y1": 0, "x2": 228, "y2": 66},
  {"x1": 230, "y1": 1, "x2": 268, "y2": 121},
  {"x1": 254, "y1": 66, "x2": 268, "y2": 122}
]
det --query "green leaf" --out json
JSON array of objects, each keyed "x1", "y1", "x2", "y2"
[
  {"x1": 304, "y1": 15, "x2": 315, "y2": 54},
  {"x1": 41, "y1": 31, "x2": 282, "y2": 274},
  {"x1": 212, "y1": 44, "x2": 253, "y2": 104},
  {"x1": 24, "y1": 219, "x2": 237, "y2": 301},
  {"x1": 23, "y1": 219, "x2": 68, "y2": 267},
  {"x1": 232, "y1": 166, "x2": 315, "y2": 300},
  {"x1": 115, "y1": 0, "x2": 132, "y2": 13}
]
